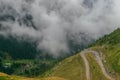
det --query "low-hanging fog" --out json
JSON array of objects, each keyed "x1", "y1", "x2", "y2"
[{"x1": 0, "y1": 0, "x2": 120, "y2": 57}]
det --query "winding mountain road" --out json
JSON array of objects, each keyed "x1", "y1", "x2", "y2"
[
  {"x1": 80, "y1": 50, "x2": 114, "y2": 80},
  {"x1": 80, "y1": 50, "x2": 90, "y2": 80}
]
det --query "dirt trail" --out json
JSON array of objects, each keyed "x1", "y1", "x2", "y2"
[
  {"x1": 80, "y1": 50, "x2": 114, "y2": 80},
  {"x1": 80, "y1": 51, "x2": 90, "y2": 80}
]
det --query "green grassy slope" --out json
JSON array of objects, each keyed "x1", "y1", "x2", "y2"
[
  {"x1": 45, "y1": 54, "x2": 86, "y2": 80},
  {"x1": 94, "y1": 28, "x2": 120, "y2": 45},
  {"x1": 92, "y1": 28, "x2": 120, "y2": 78},
  {"x1": 45, "y1": 28, "x2": 120, "y2": 80},
  {"x1": 85, "y1": 53, "x2": 109, "y2": 80},
  {"x1": 0, "y1": 72, "x2": 66, "y2": 80},
  {"x1": 87, "y1": 28, "x2": 120, "y2": 79},
  {"x1": 0, "y1": 28, "x2": 120, "y2": 80}
]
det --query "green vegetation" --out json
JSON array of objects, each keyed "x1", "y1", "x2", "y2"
[
  {"x1": 91, "y1": 45, "x2": 120, "y2": 79},
  {"x1": 92, "y1": 28, "x2": 120, "y2": 73},
  {"x1": 0, "y1": 72, "x2": 66, "y2": 80},
  {"x1": 45, "y1": 54, "x2": 86, "y2": 80},
  {"x1": 0, "y1": 27, "x2": 120, "y2": 80},
  {"x1": 0, "y1": 35, "x2": 38, "y2": 59},
  {"x1": 0, "y1": 57, "x2": 56, "y2": 77},
  {"x1": 90, "y1": 28, "x2": 120, "y2": 79},
  {"x1": 85, "y1": 53, "x2": 108, "y2": 80},
  {"x1": 94, "y1": 28, "x2": 120, "y2": 45},
  {"x1": 45, "y1": 28, "x2": 120, "y2": 80},
  {"x1": 0, "y1": 35, "x2": 58, "y2": 77},
  {"x1": 0, "y1": 33, "x2": 85, "y2": 78},
  {"x1": 0, "y1": 49, "x2": 62, "y2": 78}
]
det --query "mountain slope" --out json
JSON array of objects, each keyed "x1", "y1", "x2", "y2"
[
  {"x1": 0, "y1": 72, "x2": 66, "y2": 80},
  {"x1": 45, "y1": 28, "x2": 120, "y2": 80},
  {"x1": 94, "y1": 28, "x2": 120, "y2": 45},
  {"x1": 0, "y1": 28, "x2": 120, "y2": 80},
  {"x1": 45, "y1": 54, "x2": 86, "y2": 80},
  {"x1": 0, "y1": 36, "x2": 56, "y2": 77}
]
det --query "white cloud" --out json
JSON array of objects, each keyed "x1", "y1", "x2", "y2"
[{"x1": 0, "y1": 0, "x2": 120, "y2": 57}]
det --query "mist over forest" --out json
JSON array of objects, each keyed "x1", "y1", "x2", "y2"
[{"x1": 0, "y1": 0, "x2": 120, "y2": 57}]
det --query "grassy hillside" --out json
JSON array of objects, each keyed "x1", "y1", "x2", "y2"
[
  {"x1": 94, "y1": 28, "x2": 120, "y2": 45},
  {"x1": 44, "y1": 28, "x2": 120, "y2": 80},
  {"x1": 0, "y1": 72, "x2": 66, "y2": 80},
  {"x1": 85, "y1": 53, "x2": 109, "y2": 80},
  {"x1": 0, "y1": 34, "x2": 85, "y2": 77},
  {"x1": 91, "y1": 28, "x2": 120, "y2": 79},
  {"x1": 0, "y1": 28, "x2": 120, "y2": 80},
  {"x1": 90, "y1": 45, "x2": 120, "y2": 80},
  {"x1": 44, "y1": 54, "x2": 86, "y2": 80},
  {"x1": 45, "y1": 51, "x2": 113, "y2": 80}
]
